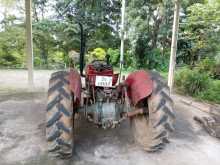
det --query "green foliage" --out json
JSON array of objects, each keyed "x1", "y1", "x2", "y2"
[
  {"x1": 175, "y1": 67, "x2": 210, "y2": 95},
  {"x1": 213, "y1": 54, "x2": 220, "y2": 79},
  {"x1": 48, "y1": 51, "x2": 66, "y2": 69},
  {"x1": 197, "y1": 80, "x2": 220, "y2": 104},
  {"x1": 126, "y1": 0, "x2": 173, "y2": 70},
  {"x1": 197, "y1": 58, "x2": 215, "y2": 75},
  {"x1": 55, "y1": 0, "x2": 121, "y2": 51},
  {"x1": 0, "y1": 0, "x2": 219, "y2": 80},
  {"x1": 34, "y1": 56, "x2": 41, "y2": 67},
  {"x1": 124, "y1": 51, "x2": 136, "y2": 69},
  {"x1": 50, "y1": 52, "x2": 65, "y2": 63},
  {"x1": 135, "y1": 48, "x2": 169, "y2": 71},
  {"x1": 87, "y1": 48, "x2": 106, "y2": 62},
  {"x1": 175, "y1": 64, "x2": 220, "y2": 103},
  {"x1": 0, "y1": 25, "x2": 25, "y2": 68},
  {"x1": 178, "y1": 1, "x2": 220, "y2": 65},
  {"x1": 215, "y1": 53, "x2": 220, "y2": 64},
  {"x1": 32, "y1": 19, "x2": 58, "y2": 68},
  {"x1": 147, "y1": 49, "x2": 169, "y2": 71},
  {"x1": 106, "y1": 48, "x2": 137, "y2": 69},
  {"x1": 197, "y1": 58, "x2": 220, "y2": 79},
  {"x1": 107, "y1": 48, "x2": 120, "y2": 66},
  {"x1": 89, "y1": 24, "x2": 120, "y2": 49}
]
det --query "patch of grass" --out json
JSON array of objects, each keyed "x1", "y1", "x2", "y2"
[
  {"x1": 160, "y1": 72, "x2": 168, "y2": 80},
  {"x1": 197, "y1": 80, "x2": 220, "y2": 104},
  {"x1": 173, "y1": 67, "x2": 220, "y2": 104},
  {"x1": 175, "y1": 67, "x2": 210, "y2": 96}
]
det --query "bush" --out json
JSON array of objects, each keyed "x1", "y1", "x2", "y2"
[
  {"x1": 0, "y1": 26, "x2": 25, "y2": 68},
  {"x1": 197, "y1": 58, "x2": 220, "y2": 79},
  {"x1": 197, "y1": 58, "x2": 215, "y2": 73},
  {"x1": 213, "y1": 53, "x2": 220, "y2": 79},
  {"x1": 87, "y1": 48, "x2": 106, "y2": 62},
  {"x1": 175, "y1": 67, "x2": 210, "y2": 96},
  {"x1": 106, "y1": 48, "x2": 137, "y2": 69},
  {"x1": 213, "y1": 63, "x2": 220, "y2": 79},
  {"x1": 137, "y1": 48, "x2": 169, "y2": 72},
  {"x1": 124, "y1": 51, "x2": 137, "y2": 69},
  {"x1": 48, "y1": 51, "x2": 66, "y2": 69},
  {"x1": 197, "y1": 80, "x2": 220, "y2": 104},
  {"x1": 107, "y1": 48, "x2": 120, "y2": 66}
]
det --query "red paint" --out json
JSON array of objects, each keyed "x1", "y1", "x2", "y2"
[
  {"x1": 85, "y1": 64, "x2": 118, "y2": 86},
  {"x1": 69, "y1": 69, "x2": 82, "y2": 105},
  {"x1": 125, "y1": 70, "x2": 153, "y2": 106}
]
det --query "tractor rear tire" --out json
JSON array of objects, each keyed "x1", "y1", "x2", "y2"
[
  {"x1": 131, "y1": 71, "x2": 175, "y2": 152},
  {"x1": 46, "y1": 71, "x2": 74, "y2": 158}
]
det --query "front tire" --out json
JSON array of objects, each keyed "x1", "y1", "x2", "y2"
[
  {"x1": 131, "y1": 72, "x2": 175, "y2": 151},
  {"x1": 46, "y1": 71, "x2": 74, "y2": 158}
]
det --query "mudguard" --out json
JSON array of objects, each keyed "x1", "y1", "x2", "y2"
[
  {"x1": 69, "y1": 68, "x2": 82, "y2": 106},
  {"x1": 125, "y1": 70, "x2": 153, "y2": 106}
]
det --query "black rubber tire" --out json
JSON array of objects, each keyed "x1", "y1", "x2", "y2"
[
  {"x1": 46, "y1": 71, "x2": 74, "y2": 158},
  {"x1": 130, "y1": 71, "x2": 175, "y2": 152}
]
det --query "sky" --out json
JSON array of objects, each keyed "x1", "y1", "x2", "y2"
[
  {"x1": 0, "y1": 0, "x2": 24, "y2": 22},
  {"x1": 0, "y1": 0, "x2": 55, "y2": 23}
]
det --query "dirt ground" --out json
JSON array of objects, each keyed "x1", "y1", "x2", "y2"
[{"x1": 0, "y1": 69, "x2": 220, "y2": 165}]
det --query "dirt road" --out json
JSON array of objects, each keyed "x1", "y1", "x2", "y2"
[{"x1": 0, "y1": 70, "x2": 220, "y2": 165}]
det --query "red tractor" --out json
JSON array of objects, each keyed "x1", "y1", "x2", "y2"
[{"x1": 46, "y1": 55, "x2": 175, "y2": 158}]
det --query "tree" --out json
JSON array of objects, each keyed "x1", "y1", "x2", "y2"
[
  {"x1": 51, "y1": 0, "x2": 121, "y2": 72},
  {"x1": 0, "y1": 0, "x2": 17, "y2": 28},
  {"x1": 178, "y1": 0, "x2": 220, "y2": 65},
  {"x1": 32, "y1": 19, "x2": 57, "y2": 68},
  {"x1": 126, "y1": 0, "x2": 174, "y2": 69},
  {"x1": 53, "y1": 0, "x2": 121, "y2": 51},
  {"x1": 0, "y1": 25, "x2": 25, "y2": 67}
]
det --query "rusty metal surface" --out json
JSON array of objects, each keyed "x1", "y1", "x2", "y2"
[
  {"x1": 125, "y1": 70, "x2": 153, "y2": 106},
  {"x1": 69, "y1": 68, "x2": 82, "y2": 105},
  {"x1": 124, "y1": 108, "x2": 144, "y2": 118}
]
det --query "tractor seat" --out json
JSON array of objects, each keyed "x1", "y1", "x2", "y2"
[{"x1": 90, "y1": 60, "x2": 112, "y2": 72}]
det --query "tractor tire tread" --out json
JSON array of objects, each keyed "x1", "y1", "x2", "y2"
[
  {"x1": 131, "y1": 71, "x2": 175, "y2": 152},
  {"x1": 46, "y1": 71, "x2": 74, "y2": 158}
]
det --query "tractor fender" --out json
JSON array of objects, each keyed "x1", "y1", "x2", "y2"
[
  {"x1": 125, "y1": 70, "x2": 153, "y2": 106},
  {"x1": 69, "y1": 68, "x2": 82, "y2": 105}
]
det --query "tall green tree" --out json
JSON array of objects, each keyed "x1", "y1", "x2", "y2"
[
  {"x1": 126, "y1": 0, "x2": 173, "y2": 69},
  {"x1": 53, "y1": 0, "x2": 121, "y2": 51},
  {"x1": 0, "y1": 25, "x2": 25, "y2": 68},
  {"x1": 178, "y1": 0, "x2": 220, "y2": 65}
]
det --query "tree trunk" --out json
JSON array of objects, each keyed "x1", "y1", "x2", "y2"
[{"x1": 40, "y1": 46, "x2": 48, "y2": 69}]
